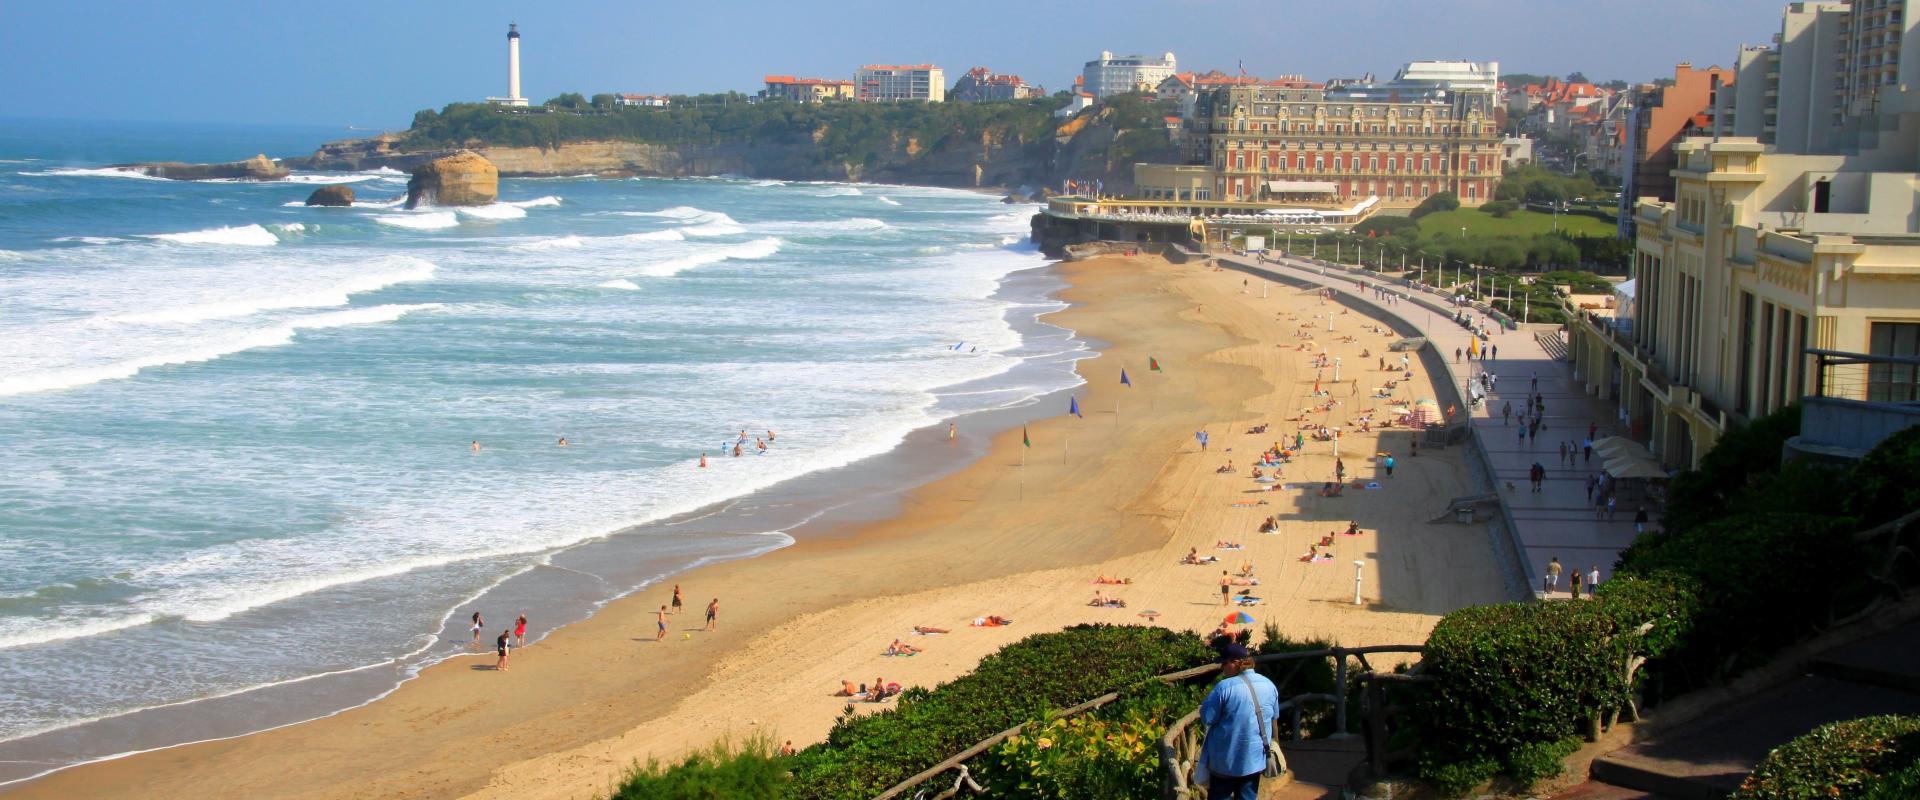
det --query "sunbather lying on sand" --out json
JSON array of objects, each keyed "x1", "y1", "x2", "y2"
[
  {"x1": 913, "y1": 626, "x2": 950, "y2": 635},
  {"x1": 1093, "y1": 576, "x2": 1133, "y2": 585},
  {"x1": 884, "y1": 639, "x2": 921, "y2": 656},
  {"x1": 970, "y1": 615, "x2": 1013, "y2": 627},
  {"x1": 1183, "y1": 548, "x2": 1220, "y2": 565}
]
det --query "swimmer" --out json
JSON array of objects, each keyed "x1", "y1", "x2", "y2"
[
  {"x1": 471, "y1": 441, "x2": 481, "y2": 453},
  {"x1": 557, "y1": 437, "x2": 568, "y2": 447}
]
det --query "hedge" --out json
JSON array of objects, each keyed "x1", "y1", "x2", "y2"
[
  {"x1": 974, "y1": 680, "x2": 1205, "y2": 799},
  {"x1": 1735, "y1": 715, "x2": 1920, "y2": 800},
  {"x1": 785, "y1": 624, "x2": 1213, "y2": 799},
  {"x1": 607, "y1": 733, "x2": 788, "y2": 799},
  {"x1": 1844, "y1": 425, "x2": 1920, "y2": 528}
]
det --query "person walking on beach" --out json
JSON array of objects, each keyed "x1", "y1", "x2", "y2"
[
  {"x1": 671, "y1": 584, "x2": 683, "y2": 614},
  {"x1": 948, "y1": 422, "x2": 956, "y2": 443},
  {"x1": 514, "y1": 614, "x2": 527, "y2": 647},
  {"x1": 1197, "y1": 642, "x2": 1280, "y2": 800},
  {"x1": 495, "y1": 629, "x2": 511, "y2": 671},
  {"x1": 1335, "y1": 458, "x2": 1346, "y2": 482},
  {"x1": 470, "y1": 611, "x2": 484, "y2": 647},
  {"x1": 1382, "y1": 453, "x2": 1395, "y2": 478},
  {"x1": 705, "y1": 598, "x2": 719, "y2": 632},
  {"x1": 1220, "y1": 571, "x2": 1232, "y2": 606},
  {"x1": 1544, "y1": 557, "x2": 1562, "y2": 593},
  {"x1": 656, "y1": 606, "x2": 668, "y2": 641}
]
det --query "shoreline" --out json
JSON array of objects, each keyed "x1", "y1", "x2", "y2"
[{"x1": 8, "y1": 253, "x2": 1512, "y2": 799}]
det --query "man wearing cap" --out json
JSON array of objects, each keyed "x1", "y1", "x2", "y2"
[{"x1": 1197, "y1": 642, "x2": 1281, "y2": 799}]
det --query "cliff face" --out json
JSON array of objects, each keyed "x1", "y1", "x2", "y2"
[{"x1": 287, "y1": 106, "x2": 1160, "y2": 193}]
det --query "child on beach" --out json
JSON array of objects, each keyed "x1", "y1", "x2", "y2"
[
  {"x1": 514, "y1": 614, "x2": 527, "y2": 647},
  {"x1": 705, "y1": 598, "x2": 719, "y2": 631},
  {"x1": 656, "y1": 606, "x2": 668, "y2": 641}
]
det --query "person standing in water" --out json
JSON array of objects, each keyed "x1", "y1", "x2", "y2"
[
  {"x1": 514, "y1": 614, "x2": 528, "y2": 647},
  {"x1": 471, "y1": 441, "x2": 481, "y2": 453},
  {"x1": 948, "y1": 422, "x2": 957, "y2": 443},
  {"x1": 470, "y1": 611, "x2": 484, "y2": 646}
]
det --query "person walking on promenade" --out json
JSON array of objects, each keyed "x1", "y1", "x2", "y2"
[
  {"x1": 1605, "y1": 495, "x2": 1618, "y2": 521},
  {"x1": 705, "y1": 598, "x2": 719, "y2": 632},
  {"x1": 1491, "y1": 344, "x2": 1499, "y2": 361},
  {"x1": 1530, "y1": 462, "x2": 1546, "y2": 492},
  {"x1": 1455, "y1": 347, "x2": 1462, "y2": 363},
  {"x1": 1530, "y1": 372, "x2": 1538, "y2": 393},
  {"x1": 1582, "y1": 437, "x2": 1594, "y2": 464},
  {"x1": 1559, "y1": 440, "x2": 1569, "y2": 467},
  {"x1": 1586, "y1": 473, "x2": 1599, "y2": 504},
  {"x1": 1544, "y1": 557, "x2": 1562, "y2": 593},
  {"x1": 1588, "y1": 421, "x2": 1598, "y2": 441},
  {"x1": 1197, "y1": 642, "x2": 1280, "y2": 800},
  {"x1": 1503, "y1": 401, "x2": 1513, "y2": 426},
  {"x1": 1587, "y1": 566, "x2": 1601, "y2": 599},
  {"x1": 1569, "y1": 568, "x2": 1583, "y2": 600},
  {"x1": 1634, "y1": 505, "x2": 1650, "y2": 534}
]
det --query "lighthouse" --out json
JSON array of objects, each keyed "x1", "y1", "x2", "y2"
[{"x1": 488, "y1": 23, "x2": 530, "y2": 107}]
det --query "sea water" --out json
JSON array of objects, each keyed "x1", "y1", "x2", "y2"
[{"x1": 0, "y1": 119, "x2": 1083, "y2": 781}]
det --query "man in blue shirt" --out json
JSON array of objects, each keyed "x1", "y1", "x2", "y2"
[{"x1": 1197, "y1": 642, "x2": 1281, "y2": 799}]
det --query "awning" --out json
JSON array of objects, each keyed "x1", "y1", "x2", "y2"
[
  {"x1": 1615, "y1": 278, "x2": 1637, "y2": 299},
  {"x1": 1265, "y1": 180, "x2": 1339, "y2": 195},
  {"x1": 1603, "y1": 456, "x2": 1668, "y2": 480},
  {"x1": 1592, "y1": 436, "x2": 1654, "y2": 460}
]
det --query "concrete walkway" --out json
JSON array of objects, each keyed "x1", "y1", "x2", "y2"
[{"x1": 1218, "y1": 253, "x2": 1644, "y2": 594}]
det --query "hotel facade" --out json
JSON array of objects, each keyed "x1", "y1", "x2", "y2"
[
  {"x1": 1136, "y1": 61, "x2": 1505, "y2": 209},
  {"x1": 854, "y1": 65, "x2": 944, "y2": 102},
  {"x1": 1571, "y1": 0, "x2": 1920, "y2": 467},
  {"x1": 762, "y1": 76, "x2": 856, "y2": 103}
]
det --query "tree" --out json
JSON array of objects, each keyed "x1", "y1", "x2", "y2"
[
  {"x1": 543, "y1": 92, "x2": 589, "y2": 111},
  {"x1": 1565, "y1": 71, "x2": 1590, "y2": 84},
  {"x1": 411, "y1": 108, "x2": 440, "y2": 129},
  {"x1": 1356, "y1": 216, "x2": 1420, "y2": 237},
  {"x1": 591, "y1": 93, "x2": 618, "y2": 112},
  {"x1": 1410, "y1": 191, "x2": 1460, "y2": 219}
]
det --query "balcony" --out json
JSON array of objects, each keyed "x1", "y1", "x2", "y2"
[{"x1": 1792, "y1": 349, "x2": 1920, "y2": 460}]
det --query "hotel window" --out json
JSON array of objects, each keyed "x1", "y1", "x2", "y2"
[
  {"x1": 1387, "y1": 185, "x2": 1396, "y2": 200},
  {"x1": 1369, "y1": 156, "x2": 1379, "y2": 171},
  {"x1": 1315, "y1": 157, "x2": 1325, "y2": 170},
  {"x1": 1869, "y1": 322, "x2": 1920, "y2": 402}
]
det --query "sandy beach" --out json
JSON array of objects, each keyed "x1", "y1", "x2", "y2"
[{"x1": 9, "y1": 253, "x2": 1511, "y2": 800}]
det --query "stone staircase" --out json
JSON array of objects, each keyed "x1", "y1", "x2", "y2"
[
  {"x1": 1572, "y1": 621, "x2": 1920, "y2": 799},
  {"x1": 1535, "y1": 330, "x2": 1572, "y2": 362}
]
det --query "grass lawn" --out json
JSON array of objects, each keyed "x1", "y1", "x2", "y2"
[{"x1": 1418, "y1": 208, "x2": 1617, "y2": 238}]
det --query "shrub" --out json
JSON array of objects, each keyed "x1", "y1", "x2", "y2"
[
  {"x1": 1414, "y1": 602, "x2": 1629, "y2": 767},
  {"x1": 1504, "y1": 736, "x2": 1582, "y2": 785},
  {"x1": 786, "y1": 625, "x2": 1213, "y2": 800},
  {"x1": 1410, "y1": 191, "x2": 1460, "y2": 219},
  {"x1": 1480, "y1": 200, "x2": 1515, "y2": 218},
  {"x1": 973, "y1": 681, "x2": 1203, "y2": 800},
  {"x1": 1735, "y1": 715, "x2": 1920, "y2": 800},
  {"x1": 1418, "y1": 752, "x2": 1497, "y2": 797},
  {"x1": 1591, "y1": 572, "x2": 1700, "y2": 661},
  {"x1": 1662, "y1": 405, "x2": 1803, "y2": 533},
  {"x1": 1844, "y1": 425, "x2": 1920, "y2": 528},
  {"x1": 606, "y1": 733, "x2": 788, "y2": 799},
  {"x1": 1355, "y1": 216, "x2": 1420, "y2": 237}
]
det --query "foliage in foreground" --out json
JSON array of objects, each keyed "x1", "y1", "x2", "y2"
[
  {"x1": 606, "y1": 733, "x2": 787, "y2": 800},
  {"x1": 1735, "y1": 715, "x2": 1920, "y2": 800}
]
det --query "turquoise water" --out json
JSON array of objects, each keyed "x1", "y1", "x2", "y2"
[{"x1": 0, "y1": 119, "x2": 1078, "y2": 779}]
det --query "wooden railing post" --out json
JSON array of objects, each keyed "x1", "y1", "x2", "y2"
[{"x1": 1334, "y1": 649, "x2": 1351, "y2": 736}]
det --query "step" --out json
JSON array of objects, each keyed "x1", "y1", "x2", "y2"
[
  {"x1": 1279, "y1": 735, "x2": 1367, "y2": 788},
  {"x1": 1591, "y1": 675, "x2": 1920, "y2": 799},
  {"x1": 1810, "y1": 620, "x2": 1920, "y2": 693},
  {"x1": 1549, "y1": 780, "x2": 1668, "y2": 800}
]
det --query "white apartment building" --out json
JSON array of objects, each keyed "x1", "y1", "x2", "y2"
[
  {"x1": 854, "y1": 65, "x2": 945, "y2": 102},
  {"x1": 1082, "y1": 51, "x2": 1178, "y2": 99}
]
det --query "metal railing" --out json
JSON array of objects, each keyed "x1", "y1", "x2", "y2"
[
  {"x1": 882, "y1": 644, "x2": 1425, "y2": 800},
  {"x1": 1810, "y1": 348, "x2": 1920, "y2": 404}
]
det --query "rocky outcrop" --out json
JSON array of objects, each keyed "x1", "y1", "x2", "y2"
[
  {"x1": 305, "y1": 185, "x2": 355, "y2": 206},
  {"x1": 117, "y1": 154, "x2": 288, "y2": 181},
  {"x1": 405, "y1": 151, "x2": 498, "y2": 209}
]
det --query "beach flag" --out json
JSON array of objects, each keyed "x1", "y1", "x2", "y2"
[
  {"x1": 1120, "y1": 368, "x2": 1132, "y2": 387},
  {"x1": 1150, "y1": 357, "x2": 1162, "y2": 372},
  {"x1": 1022, "y1": 425, "x2": 1031, "y2": 447},
  {"x1": 1069, "y1": 396, "x2": 1082, "y2": 418}
]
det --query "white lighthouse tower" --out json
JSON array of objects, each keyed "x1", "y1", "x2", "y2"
[{"x1": 488, "y1": 23, "x2": 529, "y2": 107}]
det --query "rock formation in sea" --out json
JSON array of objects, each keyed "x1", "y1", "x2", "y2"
[
  {"x1": 405, "y1": 151, "x2": 498, "y2": 209},
  {"x1": 117, "y1": 154, "x2": 289, "y2": 181},
  {"x1": 305, "y1": 185, "x2": 355, "y2": 207}
]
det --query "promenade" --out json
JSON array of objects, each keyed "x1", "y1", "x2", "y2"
[{"x1": 1218, "y1": 252, "x2": 1644, "y2": 597}]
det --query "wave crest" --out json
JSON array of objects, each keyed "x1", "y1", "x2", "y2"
[{"x1": 141, "y1": 224, "x2": 280, "y2": 247}]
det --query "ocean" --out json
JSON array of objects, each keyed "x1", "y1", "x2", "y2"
[{"x1": 0, "y1": 118, "x2": 1084, "y2": 783}]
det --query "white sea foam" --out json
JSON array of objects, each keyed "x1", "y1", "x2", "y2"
[
  {"x1": 512, "y1": 235, "x2": 586, "y2": 251},
  {"x1": 141, "y1": 224, "x2": 280, "y2": 247},
  {"x1": 0, "y1": 303, "x2": 440, "y2": 397},
  {"x1": 679, "y1": 219, "x2": 748, "y2": 237},
  {"x1": 51, "y1": 236, "x2": 120, "y2": 245},
  {"x1": 281, "y1": 173, "x2": 383, "y2": 184},
  {"x1": 598, "y1": 278, "x2": 640, "y2": 290},
  {"x1": 618, "y1": 205, "x2": 717, "y2": 220},
  {"x1": 632, "y1": 236, "x2": 782, "y2": 277},
  {"x1": 814, "y1": 186, "x2": 864, "y2": 197},
  {"x1": 877, "y1": 196, "x2": 902, "y2": 206},
  {"x1": 373, "y1": 211, "x2": 459, "y2": 230},
  {"x1": 0, "y1": 612, "x2": 159, "y2": 650},
  {"x1": 762, "y1": 217, "x2": 891, "y2": 235},
  {"x1": 269, "y1": 223, "x2": 306, "y2": 233},
  {"x1": 506, "y1": 196, "x2": 562, "y2": 208},
  {"x1": 21, "y1": 167, "x2": 167, "y2": 181},
  {"x1": 622, "y1": 229, "x2": 686, "y2": 242},
  {"x1": 103, "y1": 257, "x2": 437, "y2": 325},
  {"x1": 456, "y1": 204, "x2": 527, "y2": 221}
]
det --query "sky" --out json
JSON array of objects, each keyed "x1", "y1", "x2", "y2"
[{"x1": 2, "y1": 0, "x2": 1797, "y2": 129}]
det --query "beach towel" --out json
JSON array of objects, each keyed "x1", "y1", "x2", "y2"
[{"x1": 1365, "y1": 482, "x2": 1383, "y2": 490}]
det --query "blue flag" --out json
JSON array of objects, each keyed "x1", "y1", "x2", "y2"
[
  {"x1": 1120, "y1": 369, "x2": 1132, "y2": 387},
  {"x1": 1069, "y1": 396, "x2": 1082, "y2": 417}
]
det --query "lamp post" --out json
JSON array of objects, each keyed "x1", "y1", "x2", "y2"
[{"x1": 1352, "y1": 560, "x2": 1366, "y2": 605}]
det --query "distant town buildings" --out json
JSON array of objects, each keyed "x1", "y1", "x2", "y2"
[
  {"x1": 761, "y1": 75, "x2": 857, "y2": 103},
  {"x1": 1620, "y1": 63, "x2": 1732, "y2": 204},
  {"x1": 486, "y1": 23, "x2": 529, "y2": 107},
  {"x1": 855, "y1": 65, "x2": 945, "y2": 102},
  {"x1": 1571, "y1": 0, "x2": 1920, "y2": 468},
  {"x1": 1083, "y1": 51, "x2": 1179, "y2": 99},
  {"x1": 1136, "y1": 60, "x2": 1505, "y2": 208},
  {"x1": 951, "y1": 67, "x2": 1043, "y2": 102},
  {"x1": 616, "y1": 94, "x2": 671, "y2": 108}
]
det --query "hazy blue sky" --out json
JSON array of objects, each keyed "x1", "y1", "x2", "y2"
[{"x1": 5, "y1": 0, "x2": 1795, "y2": 128}]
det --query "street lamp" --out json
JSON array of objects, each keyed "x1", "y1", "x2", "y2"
[{"x1": 1352, "y1": 560, "x2": 1366, "y2": 605}]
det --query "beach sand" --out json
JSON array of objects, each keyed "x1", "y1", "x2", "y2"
[{"x1": 8, "y1": 254, "x2": 1510, "y2": 800}]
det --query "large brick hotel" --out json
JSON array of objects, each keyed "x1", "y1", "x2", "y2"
[{"x1": 1136, "y1": 61, "x2": 1506, "y2": 209}]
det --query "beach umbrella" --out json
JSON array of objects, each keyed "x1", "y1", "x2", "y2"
[{"x1": 1223, "y1": 611, "x2": 1257, "y2": 625}]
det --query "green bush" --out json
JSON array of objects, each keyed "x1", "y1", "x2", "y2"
[
  {"x1": 1417, "y1": 752, "x2": 1496, "y2": 797},
  {"x1": 1414, "y1": 602, "x2": 1629, "y2": 767},
  {"x1": 785, "y1": 625, "x2": 1213, "y2": 800},
  {"x1": 1480, "y1": 200, "x2": 1516, "y2": 218},
  {"x1": 606, "y1": 733, "x2": 788, "y2": 799},
  {"x1": 1735, "y1": 715, "x2": 1920, "y2": 800},
  {"x1": 1661, "y1": 405, "x2": 1804, "y2": 532},
  {"x1": 974, "y1": 681, "x2": 1203, "y2": 800},
  {"x1": 1844, "y1": 425, "x2": 1920, "y2": 528},
  {"x1": 1410, "y1": 191, "x2": 1460, "y2": 219},
  {"x1": 1504, "y1": 736, "x2": 1582, "y2": 785},
  {"x1": 1591, "y1": 572, "x2": 1700, "y2": 661},
  {"x1": 1355, "y1": 216, "x2": 1420, "y2": 237}
]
